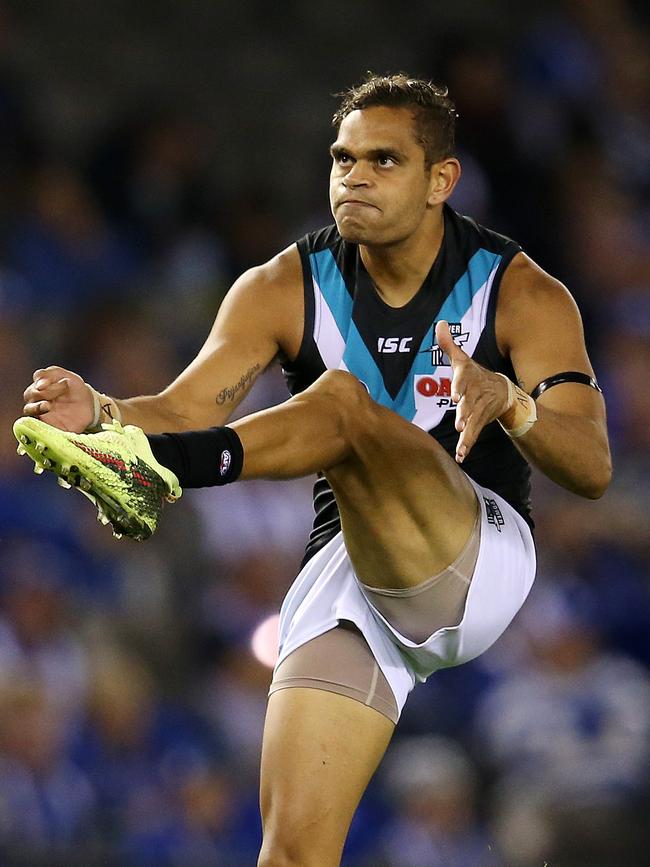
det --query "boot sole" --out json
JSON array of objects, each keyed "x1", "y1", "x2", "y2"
[{"x1": 15, "y1": 421, "x2": 158, "y2": 541}]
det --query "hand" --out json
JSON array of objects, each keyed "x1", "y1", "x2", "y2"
[
  {"x1": 435, "y1": 320, "x2": 511, "y2": 463},
  {"x1": 23, "y1": 366, "x2": 95, "y2": 432}
]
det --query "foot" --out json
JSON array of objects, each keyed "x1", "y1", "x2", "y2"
[{"x1": 13, "y1": 417, "x2": 182, "y2": 540}]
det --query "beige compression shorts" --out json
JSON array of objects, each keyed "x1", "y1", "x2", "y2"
[{"x1": 269, "y1": 509, "x2": 481, "y2": 724}]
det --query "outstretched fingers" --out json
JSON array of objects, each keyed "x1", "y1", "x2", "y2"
[
  {"x1": 435, "y1": 321, "x2": 512, "y2": 463},
  {"x1": 454, "y1": 392, "x2": 491, "y2": 463}
]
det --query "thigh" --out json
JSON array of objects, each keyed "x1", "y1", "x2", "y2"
[
  {"x1": 258, "y1": 687, "x2": 394, "y2": 867},
  {"x1": 327, "y1": 399, "x2": 479, "y2": 590}
]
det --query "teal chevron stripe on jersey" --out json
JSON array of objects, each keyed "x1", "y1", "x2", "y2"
[
  {"x1": 310, "y1": 248, "x2": 392, "y2": 405},
  {"x1": 342, "y1": 322, "x2": 393, "y2": 406},
  {"x1": 310, "y1": 249, "x2": 353, "y2": 340},
  {"x1": 438, "y1": 249, "x2": 502, "y2": 323}
]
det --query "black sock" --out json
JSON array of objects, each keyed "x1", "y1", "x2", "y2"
[{"x1": 147, "y1": 427, "x2": 244, "y2": 488}]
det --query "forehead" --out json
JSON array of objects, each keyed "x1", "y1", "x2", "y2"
[{"x1": 334, "y1": 106, "x2": 421, "y2": 154}]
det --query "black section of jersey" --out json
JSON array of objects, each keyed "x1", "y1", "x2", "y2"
[
  {"x1": 282, "y1": 237, "x2": 327, "y2": 394},
  {"x1": 286, "y1": 206, "x2": 530, "y2": 564},
  {"x1": 352, "y1": 237, "x2": 445, "y2": 399},
  {"x1": 350, "y1": 206, "x2": 493, "y2": 400}
]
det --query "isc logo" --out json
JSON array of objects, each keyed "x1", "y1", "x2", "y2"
[{"x1": 377, "y1": 337, "x2": 412, "y2": 354}]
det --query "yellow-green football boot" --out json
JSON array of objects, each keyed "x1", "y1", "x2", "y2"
[{"x1": 13, "y1": 417, "x2": 181, "y2": 540}]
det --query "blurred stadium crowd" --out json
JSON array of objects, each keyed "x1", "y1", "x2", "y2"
[{"x1": 0, "y1": 1, "x2": 649, "y2": 865}]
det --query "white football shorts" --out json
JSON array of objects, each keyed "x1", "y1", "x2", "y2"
[{"x1": 275, "y1": 477, "x2": 537, "y2": 718}]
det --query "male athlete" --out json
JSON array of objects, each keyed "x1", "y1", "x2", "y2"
[{"x1": 15, "y1": 74, "x2": 611, "y2": 866}]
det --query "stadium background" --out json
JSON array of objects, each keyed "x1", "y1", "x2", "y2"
[{"x1": 0, "y1": 0, "x2": 649, "y2": 864}]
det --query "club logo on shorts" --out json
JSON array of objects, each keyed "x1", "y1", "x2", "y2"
[
  {"x1": 421, "y1": 322, "x2": 469, "y2": 366},
  {"x1": 219, "y1": 449, "x2": 232, "y2": 476},
  {"x1": 484, "y1": 497, "x2": 505, "y2": 532}
]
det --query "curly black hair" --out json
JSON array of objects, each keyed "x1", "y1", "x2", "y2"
[{"x1": 333, "y1": 72, "x2": 457, "y2": 168}]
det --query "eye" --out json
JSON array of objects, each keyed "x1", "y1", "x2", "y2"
[
  {"x1": 336, "y1": 152, "x2": 352, "y2": 166},
  {"x1": 377, "y1": 155, "x2": 396, "y2": 168}
]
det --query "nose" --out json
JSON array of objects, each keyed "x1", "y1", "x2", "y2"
[{"x1": 342, "y1": 160, "x2": 370, "y2": 187}]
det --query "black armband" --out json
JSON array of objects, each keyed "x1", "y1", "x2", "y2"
[{"x1": 531, "y1": 372, "x2": 602, "y2": 401}]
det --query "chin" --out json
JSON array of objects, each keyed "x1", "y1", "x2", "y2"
[
  {"x1": 335, "y1": 217, "x2": 378, "y2": 245},
  {"x1": 337, "y1": 226, "x2": 366, "y2": 243}
]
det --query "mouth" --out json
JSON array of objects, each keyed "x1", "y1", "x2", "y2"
[{"x1": 337, "y1": 199, "x2": 379, "y2": 210}]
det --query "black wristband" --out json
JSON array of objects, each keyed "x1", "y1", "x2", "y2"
[
  {"x1": 147, "y1": 426, "x2": 244, "y2": 488},
  {"x1": 530, "y1": 372, "x2": 602, "y2": 401}
]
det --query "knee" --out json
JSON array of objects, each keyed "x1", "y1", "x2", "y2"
[
  {"x1": 258, "y1": 840, "x2": 320, "y2": 867},
  {"x1": 258, "y1": 813, "x2": 340, "y2": 867},
  {"x1": 312, "y1": 369, "x2": 370, "y2": 403},
  {"x1": 257, "y1": 850, "x2": 294, "y2": 867},
  {"x1": 308, "y1": 370, "x2": 376, "y2": 438}
]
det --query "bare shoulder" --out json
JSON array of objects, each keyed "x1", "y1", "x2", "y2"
[
  {"x1": 496, "y1": 251, "x2": 584, "y2": 358},
  {"x1": 261, "y1": 243, "x2": 304, "y2": 286},
  {"x1": 228, "y1": 243, "x2": 302, "y2": 300},
  {"x1": 219, "y1": 243, "x2": 304, "y2": 361}
]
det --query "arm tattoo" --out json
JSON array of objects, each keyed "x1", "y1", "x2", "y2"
[{"x1": 215, "y1": 363, "x2": 262, "y2": 405}]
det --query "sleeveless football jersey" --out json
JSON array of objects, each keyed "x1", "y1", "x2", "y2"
[{"x1": 282, "y1": 204, "x2": 532, "y2": 561}]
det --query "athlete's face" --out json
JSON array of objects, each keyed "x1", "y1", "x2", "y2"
[{"x1": 330, "y1": 106, "x2": 447, "y2": 246}]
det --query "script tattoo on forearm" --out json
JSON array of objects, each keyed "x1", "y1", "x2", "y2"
[{"x1": 215, "y1": 364, "x2": 262, "y2": 405}]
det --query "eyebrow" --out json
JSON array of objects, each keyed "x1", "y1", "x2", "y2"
[{"x1": 329, "y1": 143, "x2": 406, "y2": 161}]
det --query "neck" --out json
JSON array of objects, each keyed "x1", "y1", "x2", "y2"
[{"x1": 359, "y1": 207, "x2": 445, "y2": 307}]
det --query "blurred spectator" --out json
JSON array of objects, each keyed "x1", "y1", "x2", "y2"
[
  {"x1": 0, "y1": 678, "x2": 96, "y2": 863},
  {"x1": 123, "y1": 761, "x2": 261, "y2": 866},
  {"x1": 197, "y1": 645, "x2": 272, "y2": 783},
  {"x1": 378, "y1": 735, "x2": 500, "y2": 866},
  {"x1": 0, "y1": 537, "x2": 89, "y2": 723},
  {"x1": 475, "y1": 581, "x2": 650, "y2": 865},
  {"x1": 6, "y1": 165, "x2": 141, "y2": 315},
  {"x1": 71, "y1": 646, "x2": 223, "y2": 843}
]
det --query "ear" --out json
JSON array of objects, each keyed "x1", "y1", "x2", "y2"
[{"x1": 427, "y1": 158, "x2": 462, "y2": 206}]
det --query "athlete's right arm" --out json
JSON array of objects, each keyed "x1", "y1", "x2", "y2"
[{"x1": 22, "y1": 245, "x2": 305, "y2": 433}]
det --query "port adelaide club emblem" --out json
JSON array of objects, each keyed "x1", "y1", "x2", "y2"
[
  {"x1": 422, "y1": 322, "x2": 470, "y2": 366},
  {"x1": 484, "y1": 497, "x2": 505, "y2": 532},
  {"x1": 414, "y1": 323, "x2": 471, "y2": 408}
]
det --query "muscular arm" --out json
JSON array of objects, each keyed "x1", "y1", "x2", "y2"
[
  {"x1": 496, "y1": 253, "x2": 611, "y2": 498},
  {"x1": 24, "y1": 246, "x2": 304, "y2": 434},
  {"x1": 437, "y1": 253, "x2": 611, "y2": 499},
  {"x1": 118, "y1": 245, "x2": 303, "y2": 432}
]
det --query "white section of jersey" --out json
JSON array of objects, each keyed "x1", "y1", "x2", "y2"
[
  {"x1": 313, "y1": 275, "x2": 346, "y2": 370},
  {"x1": 275, "y1": 478, "x2": 536, "y2": 718}
]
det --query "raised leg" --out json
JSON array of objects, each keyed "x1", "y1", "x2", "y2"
[{"x1": 231, "y1": 369, "x2": 478, "y2": 589}]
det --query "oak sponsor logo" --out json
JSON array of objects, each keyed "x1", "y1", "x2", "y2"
[{"x1": 414, "y1": 375, "x2": 454, "y2": 408}]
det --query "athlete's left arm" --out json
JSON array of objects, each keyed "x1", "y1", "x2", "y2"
[{"x1": 436, "y1": 252, "x2": 612, "y2": 499}]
